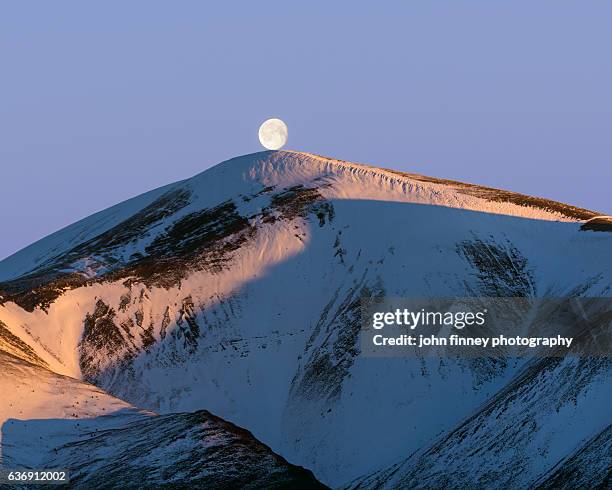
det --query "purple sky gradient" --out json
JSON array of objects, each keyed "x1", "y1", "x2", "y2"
[{"x1": 1, "y1": 2, "x2": 610, "y2": 260}]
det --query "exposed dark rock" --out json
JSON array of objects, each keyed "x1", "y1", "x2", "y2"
[
  {"x1": 0, "y1": 273, "x2": 88, "y2": 312},
  {"x1": 580, "y1": 216, "x2": 612, "y2": 232},
  {"x1": 264, "y1": 185, "x2": 334, "y2": 226},
  {"x1": 0, "y1": 320, "x2": 48, "y2": 367},
  {"x1": 457, "y1": 237, "x2": 536, "y2": 297},
  {"x1": 173, "y1": 296, "x2": 201, "y2": 353},
  {"x1": 290, "y1": 279, "x2": 384, "y2": 403},
  {"x1": 79, "y1": 300, "x2": 137, "y2": 383}
]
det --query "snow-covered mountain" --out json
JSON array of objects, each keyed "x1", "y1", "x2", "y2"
[{"x1": 0, "y1": 151, "x2": 609, "y2": 488}]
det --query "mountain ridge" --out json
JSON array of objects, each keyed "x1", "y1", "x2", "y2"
[{"x1": 0, "y1": 150, "x2": 602, "y2": 284}]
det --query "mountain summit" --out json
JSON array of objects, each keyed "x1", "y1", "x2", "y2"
[
  {"x1": 0, "y1": 151, "x2": 609, "y2": 488},
  {"x1": 0, "y1": 150, "x2": 600, "y2": 286}
]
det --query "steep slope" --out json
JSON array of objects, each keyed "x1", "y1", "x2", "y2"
[
  {"x1": 534, "y1": 425, "x2": 611, "y2": 489},
  {"x1": 347, "y1": 354, "x2": 610, "y2": 489},
  {"x1": 0, "y1": 350, "x2": 324, "y2": 488},
  {"x1": 43, "y1": 410, "x2": 325, "y2": 489},
  {"x1": 0, "y1": 349, "x2": 147, "y2": 469},
  {"x1": 0, "y1": 151, "x2": 609, "y2": 487}
]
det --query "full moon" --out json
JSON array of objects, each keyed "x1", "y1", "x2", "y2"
[{"x1": 258, "y1": 118, "x2": 288, "y2": 150}]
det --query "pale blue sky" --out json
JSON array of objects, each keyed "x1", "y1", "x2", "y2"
[{"x1": 1, "y1": 2, "x2": 610, "y2": 259}]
